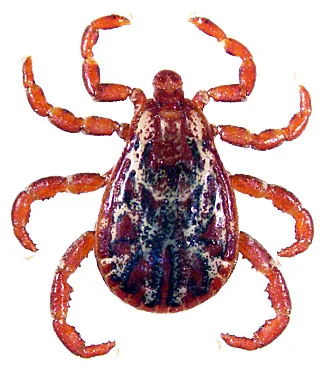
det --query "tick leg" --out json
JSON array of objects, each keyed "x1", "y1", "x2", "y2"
[
  {"x1": 12, "y1": 172, "x2": 110, "y2": 252},
  {"x1": 230, "y1": 174, "x2": 313, "y2": 257},
  {"x1": 189, "y1": 17, "x2": 256, "y2": 108},
  {"x1": 81, "y1": 15, "x2": 145, "y2": 105},
  {"x1": 23, "y1": 57, "x2": 132, "y2": 138},
  {"x1": 215, "y1": 85, "x2": 311, "y2": 150},
  {"x1": 51, "y1": 231, "x2": 115, "y2": 358},
  {"x1": 221, "y1": 231, "x2": 291, "y2": 350}
]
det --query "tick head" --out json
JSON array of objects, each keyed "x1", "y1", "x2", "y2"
[{"x1": 153, "y1": 70, "x2": 184, "y2": 108}]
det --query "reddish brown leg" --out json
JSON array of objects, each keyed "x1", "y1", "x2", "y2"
[
  {"x1": 12, "y1": 172, "x2": 110, "y2": 252},
  {"x1": 189, "y1": 17, "x2": 256, "y2": 107},
  {"x1": 51, "y1": 231, "x2": 115, "y2": 358},
  {"x1": 23, "y1": 57, "x2": 134, "y2": 138},
  {"x1": 215, "y1": 86, "x2": 311, "y2": 150},
  {"x1": 230, "y1": 174, "x2": 313, "y2": 257},
  {"x1": 23, "y1": 15, "x2": 148, "y2": 138},
  {"x1": 221, "y1": 232, "x2": 291, "y2": 350},
  {"x1": 81, "y1": 15, "x2": 134, "y2": 102}
]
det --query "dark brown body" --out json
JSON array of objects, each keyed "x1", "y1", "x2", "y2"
[{"x1": 95, "y1": 91, "x2": 238, "y2": 312}]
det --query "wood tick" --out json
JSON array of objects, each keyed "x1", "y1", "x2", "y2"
[{"x1": 12, "y1": 15, "x2": 313, "y2": 358}]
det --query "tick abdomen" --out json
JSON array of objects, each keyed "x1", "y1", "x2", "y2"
[{"x1": 96, "y1": 101, "x2": 238, "y2": 312}]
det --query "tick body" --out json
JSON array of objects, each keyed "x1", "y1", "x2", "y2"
[
  {"x1": 97, "y1": 77, "x2": 238, "y2": 312},
  {"x1": 12, "y1": 15, "x2": 313, "y2": 358}
]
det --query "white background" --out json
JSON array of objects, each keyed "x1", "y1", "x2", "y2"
[{"x1": 1, "y1": 0, "x2": 323, "y2": 373}]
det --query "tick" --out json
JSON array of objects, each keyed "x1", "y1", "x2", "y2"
[{"x1": 12, "y1": 15, "x2": 313, "y2": 358}]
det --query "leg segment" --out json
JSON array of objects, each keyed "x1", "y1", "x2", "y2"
[
  {"x1": 81, "y1": 15, "x2": 133, "y2": 102},
  {"x1": 12, "y1": 172, "x2": 110, "y2": 252},
  {"x1": 51, "y1": 231, "x2": 115, "y2": 358},
  {"x1": 215, "y1": 86, "x2": 311, "y2": 150},
  {"x1": 230, "y1": 174, "x2": 313, "y2": 256},
  {"x1": 189, "y1": 17, "x2": 256, "y2": 107},
  {"x1": 221, "y1": 232, "x2": 291, "y2": 350},
  {"x1": 23, "y1": 57, "x2": 129, "y2": 138}
]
